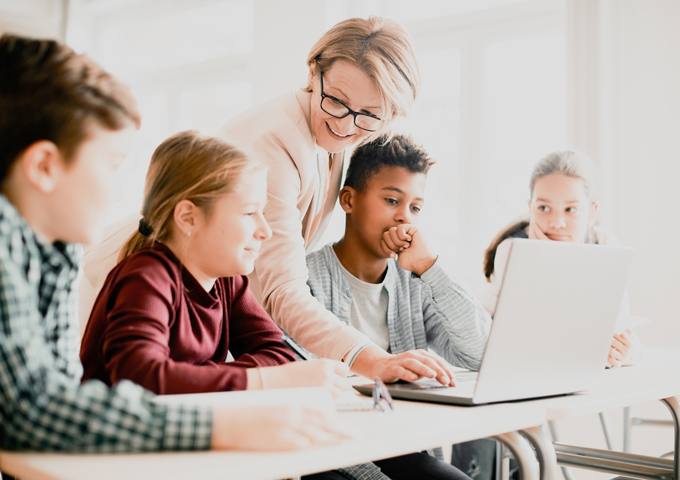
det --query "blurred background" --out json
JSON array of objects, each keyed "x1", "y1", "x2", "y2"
[{"x1": 1, "y1": 1, "x2": 678, "y2": 477}]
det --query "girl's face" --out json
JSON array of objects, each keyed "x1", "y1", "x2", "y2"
[
  {"x1": 190, "y1": 170, "x2": 272, "y2": 279},
  {"x1": 308, "y1": 59, "x2": 383, "y2": 153},
  {"x1": 529, "y1": 172, "x2": 597, "y2": 243}
]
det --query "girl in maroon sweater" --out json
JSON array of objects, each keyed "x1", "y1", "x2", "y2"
[{"x1": 81, "y1": 131, "x2": 349, "y2": 396}]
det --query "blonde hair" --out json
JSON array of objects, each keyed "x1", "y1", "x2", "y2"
[
  {"x1": 119, "y1": 130, "x2": 263, "y2": 261},
  {"x1": 307, "y1": 16, "x2": 420, "y2": 139},
  {"x1": 483, "y1": 150, "x2": 598, "y2": 280}
]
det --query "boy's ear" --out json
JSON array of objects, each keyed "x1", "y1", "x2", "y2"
[
  {"x1": 338, "y1": 186, "x2": 356, "y2": 214},
  {"x1": 173, "y1": 200, "x2": 198, "y2": 237},
  {"x1": 19, "y1": 140, "x2": 64, "y2": 193}
]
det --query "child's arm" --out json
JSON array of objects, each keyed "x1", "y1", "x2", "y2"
[
  {"x1": 419, "y1": 267, "x2": 492, "y2": 371},
  {"x1": 225, "y1": 275, "x2": 297, "y2": 367},
  {"x1": 381, "y1": 225, "x2": 491, "y2": 371}
]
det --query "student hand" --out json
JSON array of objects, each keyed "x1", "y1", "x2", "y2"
[
  {"x1": 211, "y1": 404, "x2": 355, "y2": 450},
  {"x1": 528, "y1": 219, "x2": 550, "y2": 240},
  {"x1": 354, "y1": 345, "x2": 456, "y2": 387},
  {"x1": 258, "y1": 359, "x2": 352, "y2": 397},
  {"x1": 607, "y1": 330, "x2": 632, "y2": 367},
  {"x1": 381, "y1": 224, "x2": 437, "y2": 276}
]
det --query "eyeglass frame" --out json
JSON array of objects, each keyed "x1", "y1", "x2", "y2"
[
  {"x1": 318, "y1": 70, "x2": 382, "y2": 133},
  {"x1": 372, "y1": 377, "x2": 394, "y2": 412}
]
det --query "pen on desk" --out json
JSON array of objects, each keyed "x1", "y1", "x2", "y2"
[{"x1": 280, "y1": 334, "x2": 313, "y2": 361}]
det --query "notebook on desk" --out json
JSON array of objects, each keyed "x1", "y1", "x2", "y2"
[{"x1": 355, "y1": 239, "x2": 634, "y2": 406}]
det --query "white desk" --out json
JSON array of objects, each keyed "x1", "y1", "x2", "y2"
[
  {"x1": 526, "y1": 348, "x2": 680, "y2": 480},
  {"x1": 0, "y1": 396, "x2": 545, "y2": 480}
]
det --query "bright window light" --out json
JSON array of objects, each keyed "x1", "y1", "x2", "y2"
[{"x1": 481, "y1": 32, "x2": 566, "y2": 245}]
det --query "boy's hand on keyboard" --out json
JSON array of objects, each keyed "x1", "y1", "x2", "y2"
[{"x1": 370, "y1": 347, "x2": 456, "y2": 386}]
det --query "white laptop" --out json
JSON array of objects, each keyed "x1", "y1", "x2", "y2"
[{"x1": 354, "y1": 238, "x2": 633, "y2": 406}]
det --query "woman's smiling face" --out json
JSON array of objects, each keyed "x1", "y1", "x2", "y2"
[{"x1": 308, "y1": 60, "x2": 383, "y2": 153}]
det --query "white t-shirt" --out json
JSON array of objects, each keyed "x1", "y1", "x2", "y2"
[{"x1": 337, "y1": 261, "x2": 391, "y2": 352}]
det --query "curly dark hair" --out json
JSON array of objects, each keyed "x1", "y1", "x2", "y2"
[{"x1": 344, "y1": 134, "x2": 434, "y2": 192}]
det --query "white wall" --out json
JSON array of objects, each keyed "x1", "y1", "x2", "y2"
[
  {"x1": 0, "y1": 0, "x2": 64, "y2": 39},
  {"x1": 569, "y1": 0, "x2": 680, "y2": 349},
  {"x1": 560, "y1": 3, "x2": 680, "y2": 479}
]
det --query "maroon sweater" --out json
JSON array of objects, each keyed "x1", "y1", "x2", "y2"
[{"x1": 80, "y1": 242, "x2": 295, "y2": 394}]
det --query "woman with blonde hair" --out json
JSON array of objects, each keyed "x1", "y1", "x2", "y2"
[
  {"x1": 219, "y1": 16, "x2": 457, "y2": 389},
  {"x1": 481, "y1": 149, "x2": 643, "y2": 367}
]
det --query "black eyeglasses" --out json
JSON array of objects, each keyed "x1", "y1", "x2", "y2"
[
  {"x1": 372, "y1": 377, "x2": 394, "y2": 412},
  {"x1": 319, "y1": 71, "x2": 382, "y2": 133}
]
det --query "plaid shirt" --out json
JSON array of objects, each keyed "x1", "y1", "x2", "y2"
[{"x1": 0, "y1": 195, "x2": 212, "y2": 452}]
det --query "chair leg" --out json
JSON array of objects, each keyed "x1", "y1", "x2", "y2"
[
  {"x1": 623, "y1": 406, "x2": 632, "y2": 453},
  {"x1": 548, "y1": 420, "x2": 577, "y2": 480},
  {"x1": 599, "y1": 412, "x2": 615, "y2": 450}
]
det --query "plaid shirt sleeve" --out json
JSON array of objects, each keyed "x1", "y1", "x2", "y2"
[{"x1": 0, "y1": 223, "x2": 213, "y2": 452}]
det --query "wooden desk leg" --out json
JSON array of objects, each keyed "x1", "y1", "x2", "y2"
[
  {"x1": 660, "y1": 396, "x2": 679, "y2": 480},
  {"x1": 494, "y1": 431, "x2": 540, "y2": 480},
  {"x1": 520, "y1": 426, "x2": 558, "y2": 480}
]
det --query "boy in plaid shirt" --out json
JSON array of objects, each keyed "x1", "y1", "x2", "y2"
[{"x1": 0, "y1": 34, "x2": 347, "y2": 455}]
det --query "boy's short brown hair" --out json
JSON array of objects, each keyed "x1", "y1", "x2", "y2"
[{"x1": 0, "y1": 34, "x2": 141, "y2": 183}]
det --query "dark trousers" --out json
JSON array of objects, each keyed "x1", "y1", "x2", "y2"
[
  {"x1": 303, "y1": 451, "x2": 472, "y2": 480},
  {"x1": 451, "y1": 440, "x2": 518, "y2": 480},
  {"x1": 451, "y1": 439, "x2": 498, "y2": 480}
]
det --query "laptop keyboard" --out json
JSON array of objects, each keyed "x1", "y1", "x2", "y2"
[{"x1": 397, "y1": 372, "x2": 479, "y2": 390}]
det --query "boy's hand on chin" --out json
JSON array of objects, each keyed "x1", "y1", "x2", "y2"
[{"x1": 381, "y1": 224, "x2": 437, "y2": 276}]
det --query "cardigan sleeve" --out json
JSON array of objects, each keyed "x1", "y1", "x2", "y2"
[{"x1": 416, "y1": 262, "x2": 492, "y2": 371}]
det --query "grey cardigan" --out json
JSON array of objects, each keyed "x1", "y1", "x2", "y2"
[
  {"x1": 306, "y1": 244, "x2": 491, "y2": 370},
  {"x1": 306, "y1": 245, "x2": 492, "y2": 480}
]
